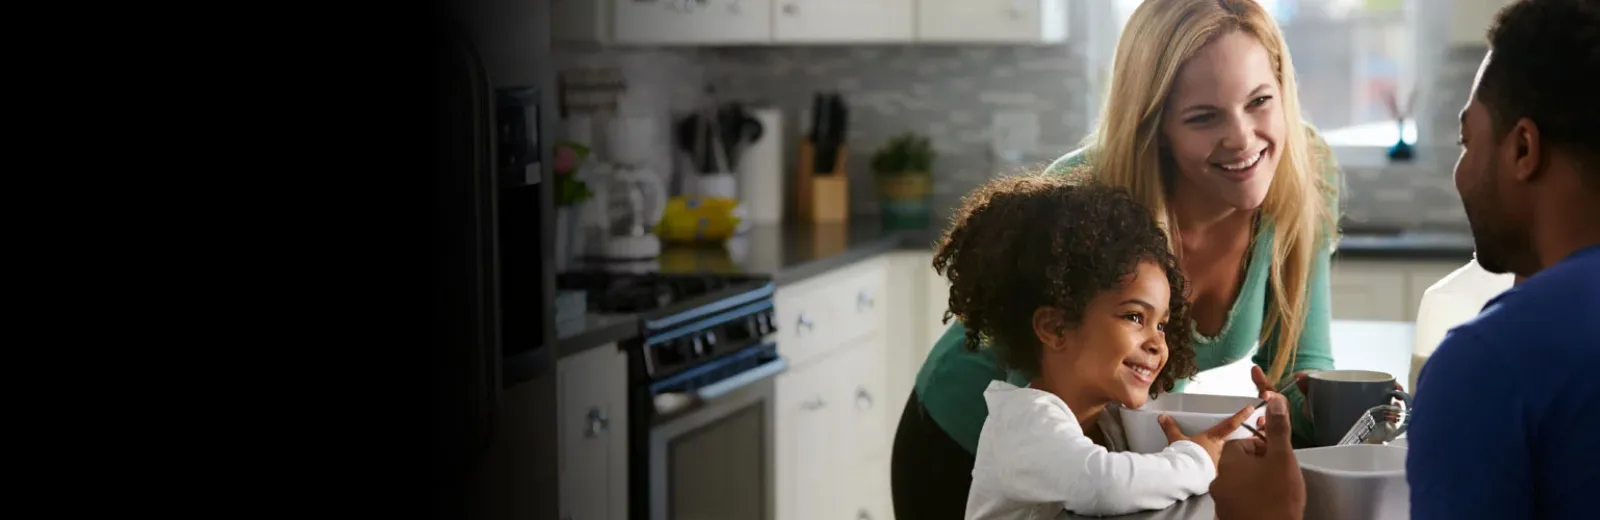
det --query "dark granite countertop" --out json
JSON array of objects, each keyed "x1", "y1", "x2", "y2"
[
  {"x1": 554, "y1": 221, "x2": 915, "y2": 358},
  {"x1": 553, "y1": 220, "x2": 1476, "y2": 358}
]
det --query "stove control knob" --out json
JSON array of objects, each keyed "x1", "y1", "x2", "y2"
[{"x1": 759, "y1": 311, "x2": 776, "y2": 335}]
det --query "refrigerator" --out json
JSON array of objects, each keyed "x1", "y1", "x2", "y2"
[{"x1": 430, "y1": 1, "x2": 558, "y2": 518}]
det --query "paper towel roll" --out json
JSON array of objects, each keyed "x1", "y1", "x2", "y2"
[{"x1": 737, "y1": 106, "x2": 784, "y2": 225}]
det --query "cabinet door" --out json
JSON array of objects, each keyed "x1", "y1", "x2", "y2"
[
  {"x1": 1404, "y1": 262, "x2": 1466, "y2": 321},
  {"x1": 776, "y1": 361, "x2": 845, "y2": 520},
  {"x1": 842, "y1": 456, "x2": 894, "y2": 520},
  {"x1": 1330, "y1": 262, "x2": 1409, "y2": 321},
  {"x1": 773, "y1": 0, "x2": 914, "y2": 42},
  {"x1": 613, "y1": 0, "x2": 773, "y2": 45},
  {"x1": 838, "y1": 337, "x2": 890, "y2": 464},
  {"x1": 924, "y1": 264, "x2": 952, "y2": 360},
  {"x1": 558, "y1": 345, "x2": 629, "y2": 520},
  {"x1": 917, "y1": 0, "x2": 1068, "y2": 43}
]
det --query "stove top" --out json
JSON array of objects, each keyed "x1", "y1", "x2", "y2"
[{"x1": 556, "y1": 271, "x2": 775, "y2": 318}]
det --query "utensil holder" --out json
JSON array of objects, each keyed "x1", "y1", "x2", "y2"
[{"x1": 795, "y1": 140, "x2": 849, "y2": 224}]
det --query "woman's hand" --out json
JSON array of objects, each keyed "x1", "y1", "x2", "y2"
[
  {"x1": 1158, "y1": 405, "x2": 1256, "y2": 470},
  {"x1": 1251, "y1": 365, "x2": 1313, "y2": 398},
  {"x1": 1210, "y1": 392, "x2": 1306, "y2": 520},
  {"x1": 1248, "y1": 365, "x2": 1408, "y2": 428}
]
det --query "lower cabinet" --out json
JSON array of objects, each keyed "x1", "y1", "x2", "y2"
[
  {"x1": 1330, "y1": 259, "x2": 1466, "y2": 322},
  {"x1": 556, "y1": 344, "x2": 629, "y2": 520},
  {"x1": 775, "y1": 257, "x2": 895, "y2": 520}
]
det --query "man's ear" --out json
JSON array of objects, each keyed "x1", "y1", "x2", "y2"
[
  {"x1": 1510, "y1": 117, "x2": 1543, "y2": 183},
  {"x1": 1033, "y1": 307, "x2": 1068, "y2": 352}
]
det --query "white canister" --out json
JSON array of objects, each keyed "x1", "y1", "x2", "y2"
[
  {"x1": 737, "y1": 106, "x2": 784, "y2": 225},
  {"x1": 1410, "y1": 258, "x2": 1514, "y2": 393}
]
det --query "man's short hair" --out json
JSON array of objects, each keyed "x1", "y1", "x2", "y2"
[{"x1": 1478, "y1": 0, "x2": 1600, "y2": 188}]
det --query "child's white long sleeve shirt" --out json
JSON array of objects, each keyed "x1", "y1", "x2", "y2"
[{"x1": 963, "y1": 381, "x2": 1216, "y2": 519}]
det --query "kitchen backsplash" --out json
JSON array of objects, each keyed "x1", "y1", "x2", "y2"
[{"x1": 555, "y1": 39, "x2": 1488, "y2": 232}]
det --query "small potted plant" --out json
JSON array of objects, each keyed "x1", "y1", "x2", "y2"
[
  {"x1": 870, "y1": 132, "x2": 935, "y2": 229},
  {"x1": 553, "y1": 140, "x2": 595, "y2": 269}
]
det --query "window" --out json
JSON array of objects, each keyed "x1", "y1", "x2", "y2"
[{"x1": 1100, "y1": 0, "x2": 1419, "y2": 155}]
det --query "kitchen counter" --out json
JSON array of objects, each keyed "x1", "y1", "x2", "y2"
[
  {"x1": 1334, "y1": 229, "x2": 1476, "y2": 261},
  {"x1": 554, "y1": 221, "x2": 909, "y2": 358},
  {"x1": 555, "y1": 220, "x2": 1473, "y2": 358}
]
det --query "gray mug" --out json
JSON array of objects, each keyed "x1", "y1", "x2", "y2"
[{"x1": 1307, "y1": 370, "x2": 1412, "y2": 447}]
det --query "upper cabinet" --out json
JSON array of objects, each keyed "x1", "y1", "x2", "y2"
[
  {"x1": 552, "y1": 0, "x2": 1072, "y2": 46},
  {"x1": 772, "y1": 0, "x2": 914, "y2": 43},
  {"x1": 554, "y1": 0, "x2": 774, "y2": 45},
  {"x1": 918, "y1": 0, "x2": 1069, "y2": 44},
  {"x1": 613, "y1": 0, "x2": 774, "y2": 45}
]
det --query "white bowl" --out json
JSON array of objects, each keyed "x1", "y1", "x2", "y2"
[
  {"x1": 1295, "y1": 444, "x2": 1409, "y2": 520},
  {"x1": 1118, "y1": 393, "x2": 1267, "y2": 454}
]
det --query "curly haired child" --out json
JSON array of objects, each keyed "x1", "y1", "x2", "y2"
[{"x1": 938, "y1": 172, "x2": 1259, "y2": 519}]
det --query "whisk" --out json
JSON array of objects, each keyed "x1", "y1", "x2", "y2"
[{"x1": 1337, "y1": 404, "x2": 1411, "y2": 446}]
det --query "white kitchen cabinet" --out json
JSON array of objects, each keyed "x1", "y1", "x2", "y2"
[
  {"x1": 557, "y1": 344, "x2": 629, "y2": 520},
  {"x1": 772, "y1": 0, "x2": 914, "y2": 43},
  {"x1": 923, "y1": 258, "x2": 951, "y2": 353},
  {"x1": 776, "y1": 335, "x2": 892, "y2": 520},
  {"x1": 917, "y1": 0, "x2": 1069, "y2": 44},
  {"x1": 1404, "y1": 262, "x2": 1464, "y2": 320},
  {"x1": 612, "y1": 0, "x2": 774, "y2": 45},
  {"x1": 1329, "y1": 261, "x2": 1410, "y2": 321},
  {"x1": 1329, "y1": 259, "x2": 1467, "y2": 322},
  {"x1": 774, "y1": 256, "x2": 897, "y2": 520},
  {"x1": 1449, "y1": 0, "x2": 1514, "y2": 45}
]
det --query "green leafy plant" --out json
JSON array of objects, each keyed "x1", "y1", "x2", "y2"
[
  {"x1": 554, "y1": 141, "x2": 594, "y2": 207},
  {"x1": 870, "y1": 132, "x2": 935, "y2": 177}
]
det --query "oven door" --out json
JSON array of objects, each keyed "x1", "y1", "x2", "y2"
[{"x1": 641, "y1": 344, "x2": 784, "y2": 520}]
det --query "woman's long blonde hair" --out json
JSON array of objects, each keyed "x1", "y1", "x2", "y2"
[{"x1": 1082, "y1": 0, "x2": 1337, "y2": 383}]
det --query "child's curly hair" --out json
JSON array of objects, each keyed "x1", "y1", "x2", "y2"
[{"x1": 932, "y1": 169, "x2": 1198, "y2": 398}]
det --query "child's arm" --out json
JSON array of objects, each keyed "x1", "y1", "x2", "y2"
[{"x1": 981, "y1": 397, "x2": 1215, "y2": 517}]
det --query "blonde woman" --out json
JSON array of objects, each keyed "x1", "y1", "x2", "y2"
[{"x1": 891, "y1": 1, "x2": 1341, "y2": 517}]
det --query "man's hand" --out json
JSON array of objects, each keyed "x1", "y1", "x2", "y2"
[
  {"x1": 1158, "y1": 404, "x2": 1255, "y2": 469},
  {"x1": 1210, "y1": 391, "x2": 1306, "y2": 520}
]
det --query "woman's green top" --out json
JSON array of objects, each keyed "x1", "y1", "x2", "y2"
[{"x1": 913, "y1": 132, "x2": 1341, "y2": 451}]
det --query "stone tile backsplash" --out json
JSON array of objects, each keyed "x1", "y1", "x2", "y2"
[{"x1": 555, "y1": 37, "x2": 1488, "y2": 232}]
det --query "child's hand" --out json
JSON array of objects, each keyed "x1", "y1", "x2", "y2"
[{"x1": 1158, "y1": 405, "x2": 1256, "y2": 469}]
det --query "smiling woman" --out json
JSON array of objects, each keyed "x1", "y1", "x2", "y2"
[{"x1": 891, "y1": 1, "x2": 1342, "y2": 518}]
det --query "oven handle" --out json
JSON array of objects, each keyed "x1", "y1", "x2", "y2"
[{"x1": 694, "y1": 356, "x2": 788, "y2": 402}]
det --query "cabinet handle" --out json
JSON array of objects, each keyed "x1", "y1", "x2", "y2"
[
  {"x1": 585, "y1": 407, "x2": 609, "y2": 438},
  {"x1": 801, "y1": 396, "x2": 827, "y2": 410},
  {"x1": 796, "y1": 312, "x2": 815, "y2": 335},
  {"x1": 783, "y1": 3, "x2": 798, "y2": 15},
  {"x1": 856, "y1": 290, "x2": 875, "y2": 312},
  {"x1": 858, "y1": 509, "x2": 872, "y2": 520},
  {"x1": 1008, "y1": 0, "x2": 1024, "y2": 20},
  {"x1": 855, "y1": 388, "x2": 873, "y2": 410}
]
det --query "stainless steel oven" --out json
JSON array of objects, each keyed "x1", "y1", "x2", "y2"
[
  {"x1": 644, "y1": 346, "x2": 782, "y2": 520},
  {"x1": 617, "y1": 275, "x2": 783, "y2": 520}
]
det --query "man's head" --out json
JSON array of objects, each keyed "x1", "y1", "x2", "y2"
[{"x1": 1454, "y1": 0, "x2": 1600, "y2": 276}]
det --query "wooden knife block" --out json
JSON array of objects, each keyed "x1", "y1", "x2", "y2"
[{"x1": 795, "y1": 140, "x2": 849, "y2": 224}]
